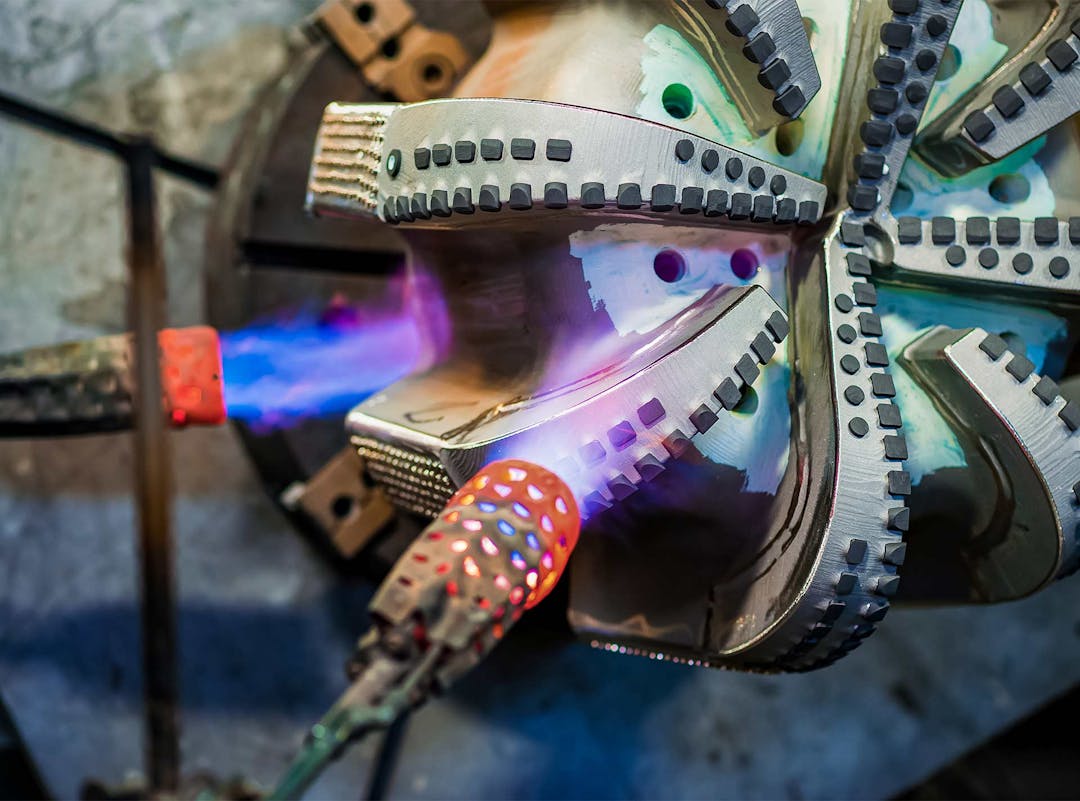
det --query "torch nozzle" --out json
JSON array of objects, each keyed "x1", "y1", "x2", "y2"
[
  {"x1": 269, "y1": 459, "x2": 581, "y2": 799},
  {"x1": 0, "y1": 326, "x2": 225, "y2": 437}
]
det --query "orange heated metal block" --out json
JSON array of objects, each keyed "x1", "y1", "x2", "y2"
[
  {"x1": 0, "y1": 325, "x2": 226, "y2": 436},
  {"x1": 159, "y1": 326, "x2": 226, "y2": 427}
]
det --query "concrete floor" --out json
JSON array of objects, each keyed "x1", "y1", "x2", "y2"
[{"x1": 4, "y1": 1, "x2": 1080, "y2": 798}]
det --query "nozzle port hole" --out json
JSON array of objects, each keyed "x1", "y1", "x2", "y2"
[
  {"x1": 653, "y1": 249, "x2": 687, "y2": 283},
  {"x1": 662, "y1": 83, "x2": 694, "y2": 120}
]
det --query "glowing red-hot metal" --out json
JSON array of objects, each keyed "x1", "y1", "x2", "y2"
[
  {"x1": 0, "y1": 325, "x2": 225, "y2": 436},
  {"x1": 370, "y1": 458, "x2": 582, "y2": 649},
  {"x1": 159, "y1": 325, "x2": 226, "y2": 427},
  {"x1": 445, "y1": 459, "x2": 581, "y2": 609}
]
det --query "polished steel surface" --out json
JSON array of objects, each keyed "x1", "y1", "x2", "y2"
[
  {"x1": 843, "y1": 0, "x2": 965, "y2": 221},
  {"x1": 916, "y1": 0, "x2": 1080, "y2": 174},
  {"x1": 902, "y1": 325, "x2": 1080, "y2": 599},
  {"x1": 348, "y1": 285, "x2": 787, "y2": 509},
  {"x1": 884, "y1": 215, "x2": 1080, "y2": 298},
  {"x1": 305, "y1": 0, "x2": 1080, "y2": 672},
  {"x1": 699, "y1": 0, "x2": 822, "y2": 130},
  {"x1": 307, "y1": 98, "x2": 827, "y2": 227}
]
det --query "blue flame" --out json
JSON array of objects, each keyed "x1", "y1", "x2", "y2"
[{"x1": 220, "y1": 305, "x2": 428, "y2": 431}]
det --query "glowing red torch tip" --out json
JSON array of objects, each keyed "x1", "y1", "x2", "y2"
[
  {"x1": 159, "y1": 326, "x2": 226, "y2": 428},
  {"x1": 447, "y1": 459, "x2": 581, "y2": 609}
]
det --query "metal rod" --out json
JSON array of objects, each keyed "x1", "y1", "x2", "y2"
[
  {"x1": 0, "y1": 88, "x2": 220, "y2": 189},
  {"x1": 1, "y1": 85, "x2": 196, "y2": 790},
  {"x1": 125, "y1": 139, "x2": 180, "y2": 792}
]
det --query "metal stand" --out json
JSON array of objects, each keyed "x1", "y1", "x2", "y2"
[{"x1": 0, "y1": 89, "x2": 219, "y2": 795}]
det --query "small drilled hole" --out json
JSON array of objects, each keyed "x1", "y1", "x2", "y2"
[
  {"x1": 331, "y1": 495, "x2": 354, "y2": 518},
  {"x1": 381, "y1": 37, "x2": 400, "y2": 58},
  {"x1": 730, "y1": 249, "x2": 759, "y2": 280},
  {"x1": 422, "y1": 62, "x2": 444, "y2": 84},
  {"x1": 653, "y1": 249, "x2": 687, "y2": 282},
  {"x1": 355, "y1": 2, "x2": 374, "y2": 23},
  {"x1": 662, "y1": 83, "x2": 694, "y2": 119},
  {"x1": 734, "y1": 387, "x2": 759, "y2": 416},
  {"x1": 775, "y1": 118, "x2": 804, "y2": 156},
  {"x1": 937, "y1": 44, "x2": 961, "y2": 81},
  {"x1": 988, "y1": 173, "x2": 1030, "y2": 204}
]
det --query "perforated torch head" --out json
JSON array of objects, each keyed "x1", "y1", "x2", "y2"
[
  {"x1": 450, "y1": 459, "x2": 581, "y2": 607},
  {"x1": 368, "y1": 459, "x2": 580, "y2": 686}
]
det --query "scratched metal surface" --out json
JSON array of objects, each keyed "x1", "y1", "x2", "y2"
[{"x1": 4, "y1": 1, "x2": 1080, "y2": 798}]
